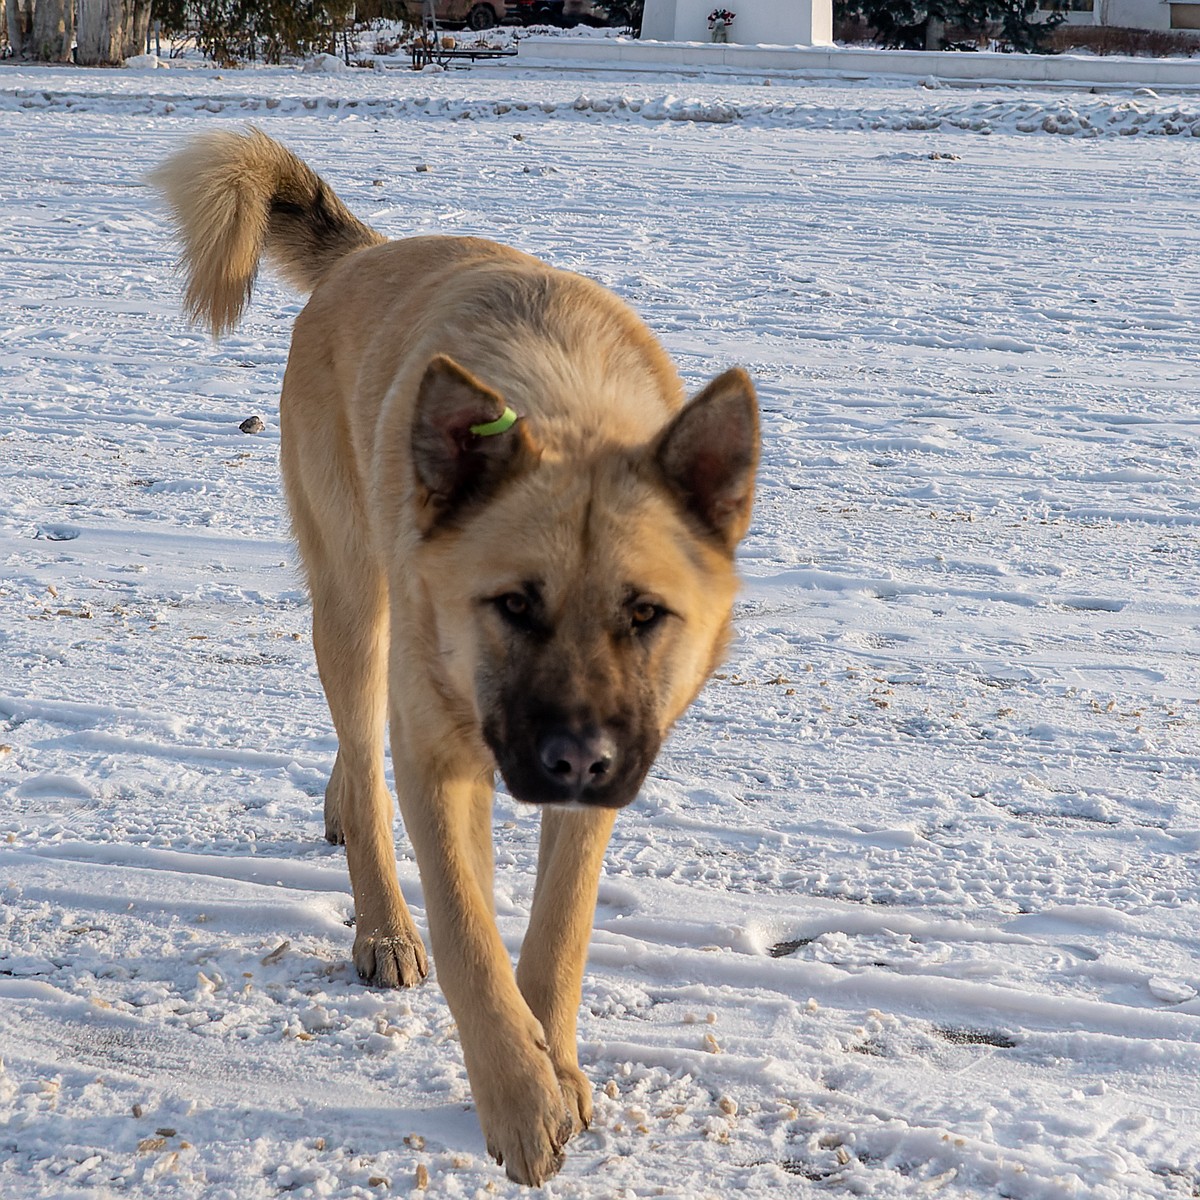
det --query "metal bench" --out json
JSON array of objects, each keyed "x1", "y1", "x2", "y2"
[{"x1": 410, "y1": 37, "x2": 520, "y2": 68}]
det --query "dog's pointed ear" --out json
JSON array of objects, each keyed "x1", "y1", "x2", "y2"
[
  {"x1": 412, "y1": 355, "x2": 539, "y2": 532},
  {"x1": 655, "y1": 367, "x2": 759, "y2": 550}
]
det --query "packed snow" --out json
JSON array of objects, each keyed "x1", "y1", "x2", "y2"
[
  {"x1": 7, "y1": 66, "x2": 1200, "y2": 137},
  {"x1": 1, "y1": 53, "x2": 1199, "y2": 1200}
]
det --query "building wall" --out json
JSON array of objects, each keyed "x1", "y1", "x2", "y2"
[
  {"x1": 1103, "y1": 0, "x2": 1171, "y2": 29},
  {"x1": 1034, "y1": 0, "x2": 1196, "y2": 31},
  {"x1": 641, "y1": 0, "x2": 832, "y2": 46}
]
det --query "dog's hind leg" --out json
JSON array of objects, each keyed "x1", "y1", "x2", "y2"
[
  {"x1": 311, "y1": 567, "x2": 428, "y2": 989},
  {"x1": 516, "y1": 806, "x2": 616, "y2": 1133},
  {"x1": 292, "y1": 475, "x2": 428, "y2": 990}
]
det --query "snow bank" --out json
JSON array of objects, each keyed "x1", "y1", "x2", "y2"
[{"x1": 3, "y1": 79, "x2": 1200, "y2": 137}]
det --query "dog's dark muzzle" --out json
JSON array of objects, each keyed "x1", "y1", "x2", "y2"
[{"x1": 492, "y1": 721, "x2": 651, "y2": 809}]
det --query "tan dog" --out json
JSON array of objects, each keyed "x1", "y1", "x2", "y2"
[{"x1": 152, "y1": 129, "x2": 758, "y2": 1186}]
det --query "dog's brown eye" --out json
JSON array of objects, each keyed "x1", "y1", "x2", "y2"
[
  {"x1": 493, "y1": 592, "x2": 536, "y2": 629},
  {"x1": 630, "y1": 602, "x2": 665, "y2": 632}
]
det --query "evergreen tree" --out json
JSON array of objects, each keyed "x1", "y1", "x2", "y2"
[{"x1": 835, "y1": 0, "x2": 1063, "y2": 52}]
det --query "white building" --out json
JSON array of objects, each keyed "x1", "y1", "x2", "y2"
[
  {"x1": 1043, "y1": 0, "x2": 1200, "y2": 30},
  {"x1": 641, "y1": 0, "x2": 1198, "y2": 38},
  {"x1": 640, "y1": 0, "x2": 834, "y2": 46}
]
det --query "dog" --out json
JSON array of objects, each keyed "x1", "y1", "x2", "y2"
[{"x1": 152, "y1": 128, "x2": 758, "y2": 1186}]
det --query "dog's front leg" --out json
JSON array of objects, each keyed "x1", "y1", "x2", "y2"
[
  {"x1": 395, "y1": 757, "x2": 574, "y2": 1187},
  {"x1": 517, "y1": 805, "x2": 616, "y2": 1133}
]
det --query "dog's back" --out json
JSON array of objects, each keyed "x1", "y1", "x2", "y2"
[{"x1": 153, "y1": 128, "x2": 686, "y2": 455}]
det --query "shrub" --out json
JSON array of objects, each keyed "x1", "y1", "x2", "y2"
[{"x1": 157, "y1": 0, "x2": 357, "y2": 65}]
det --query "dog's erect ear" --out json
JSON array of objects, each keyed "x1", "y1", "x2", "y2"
[
  {"x1": 412, "y1": 355, "x2": 539, "y2": 532},
  {"x1": 655, "y1": 367, "x2": 759, "y2": 550}
]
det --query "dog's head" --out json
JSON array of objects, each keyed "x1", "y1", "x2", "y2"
[{"x1": 410, "y1": 356, "x2": 758, "y2": 809}]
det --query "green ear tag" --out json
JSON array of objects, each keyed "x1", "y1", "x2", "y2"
[{"x1": 469, "y1": 407, "x2": 518, "y2": 438}]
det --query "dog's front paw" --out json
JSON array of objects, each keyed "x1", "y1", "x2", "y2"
[
  {"x1": 353, "y1": 928, "x2": 428, "y2": 989},
  {"x1": 476, "y1": 1049, "x2": 575, "y2": 1186}
]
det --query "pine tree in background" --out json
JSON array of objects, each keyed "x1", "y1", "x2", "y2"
[
  {"x1": 993, "y1": 0, "x2": 1063, "y2": 51},
  {"x1": 834, "y1": 0, "x2": 1063, "y2": 51}
]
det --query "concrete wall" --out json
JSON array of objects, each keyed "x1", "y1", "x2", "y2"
[
  {"x1": 519, "y1": 36, "x2": 1200, "y2": 87},
  {"x1": 641, "y1": 0, "x2": 833, "y2": 46}
]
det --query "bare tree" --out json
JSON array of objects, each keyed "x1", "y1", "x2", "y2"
[
  {"x1": 32, "y1": 0, "x2": 73, "y2": 58},
  {"x1": 6, "y1": 0, "x2": 34, "y2": 57},
  {"x1": 4, "y1": 0, "x2": 151, "y2": 61},
  {"x1": 77, "y1": 0, "x2": 124, "y2": 63},
  {"x1": 121, "y1": 0, "x2": 150, "y2": 56}
]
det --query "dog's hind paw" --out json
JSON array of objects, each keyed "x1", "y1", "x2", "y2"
[
  {"x1": 323, "y1": 788, "x2": 345, "y2": 844},
  {"x1": 554, "y1": 1061, "x2": 593, "y2": 1134},
  {"x1": 354, "y1": 930, "x2": 429, "y2": 989}
]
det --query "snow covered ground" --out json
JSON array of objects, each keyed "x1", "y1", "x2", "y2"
[{"x1": 2, "y1": 58, "x2": 1199, "y2": 1200}]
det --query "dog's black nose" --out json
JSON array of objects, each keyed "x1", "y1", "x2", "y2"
[{"x1": 536, "y1": 729, "x2": 617, "y2": 797}]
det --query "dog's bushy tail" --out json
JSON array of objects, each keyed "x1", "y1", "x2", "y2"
[{"x1": 150, "y1": 127, "x2": 385, "y2": 337}]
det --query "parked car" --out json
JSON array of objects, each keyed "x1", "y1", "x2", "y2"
[
  {"x1": 521, "y1": 1, "x2": 638, "y2": 28},
  {"x1": 400, "y1": 0, "x2": 521, "y2": 30}
]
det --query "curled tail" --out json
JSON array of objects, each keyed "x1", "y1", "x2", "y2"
[{"x1": 150, "y1": 127, "x2": 385, "y2": 337}]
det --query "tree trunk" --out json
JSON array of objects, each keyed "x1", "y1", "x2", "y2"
[
  {"x1": 76, "y1": 0, "x2": 125, "y2": 64},
  {"x1": 122, "y1": 0, "x2": 149, "y2": 57},
  {"x1": 6, "y1": 0, "x2": 33, "y2": 57},
  {"x1": 32, "y1": 0, "x2": 73, "y2": 59}
]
